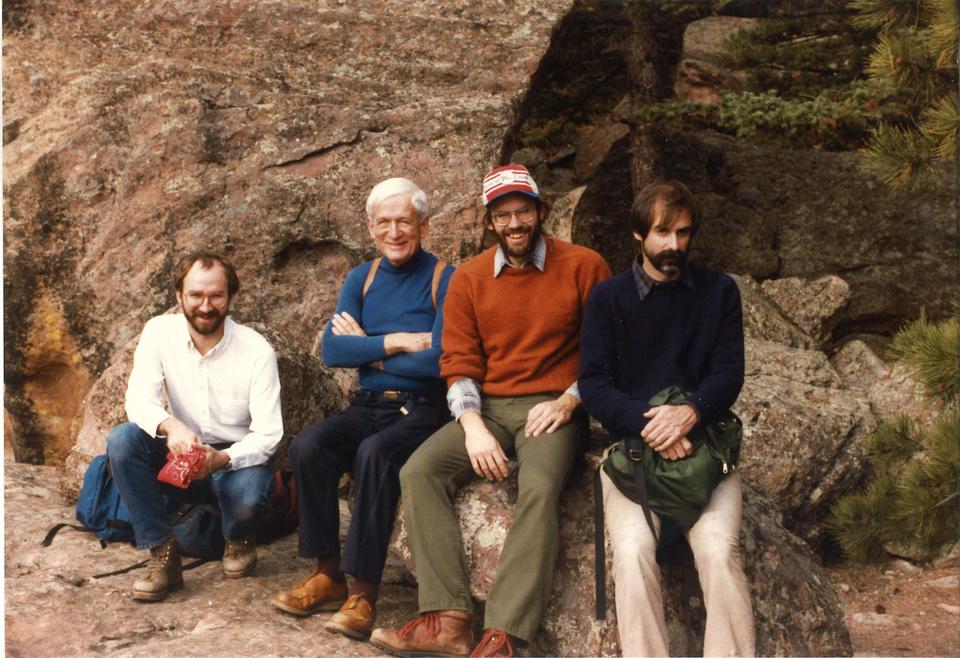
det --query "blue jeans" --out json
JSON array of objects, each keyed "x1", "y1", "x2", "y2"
[{"x1": 106, "y1": 422, "x2": 273, "y2": 550}]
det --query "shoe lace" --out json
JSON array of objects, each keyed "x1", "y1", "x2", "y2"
[
  {"x1": 471, "y1": 629, "x2": 512, "y2": 658},
  {"x1": 146, "y1": 542, "x2": 174, "y2": 579},
  {"x1": 224, "y1": 537, "x2": 251, "y2": 558},
  {"x1": 399, "y1": 612, "x2": 442, "y2": 640}
]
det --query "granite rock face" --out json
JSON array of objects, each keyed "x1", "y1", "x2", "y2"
[
  {"x1": 761, "y1": 275, "x2": 851, "y2": 348},
  {"x1": 392, "y1": 454, "x2": 852, "y2": 656},
  {"x1": 3, "y1": 0, "x2": 574, "y2": 464}
]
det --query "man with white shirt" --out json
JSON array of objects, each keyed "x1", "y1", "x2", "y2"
[{"x1": 106, "y1": 251, "x2": 283, "y2": 602}]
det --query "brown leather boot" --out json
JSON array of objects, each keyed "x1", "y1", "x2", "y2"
[
  {"x1": 324, "y1": 593, "x2": 376, "y2": 640},
  {"x1": 370, "y1": 610, "x2": 474, "y2": 657},
  {"x1": 271, "y1": 569, "x2": 348, "y2": 617},
  {"x1": 222, "y1": 533, "x2": 257, "y2": 579},
  {"x1": 133, "y1": 538, "x2": 183, "y2": 602},
  {"x1": 470, "y1": 628, "x2": 515, "y2": 657}
]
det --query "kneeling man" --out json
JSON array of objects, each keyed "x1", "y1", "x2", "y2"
[
  {"x1": 579, "y1": 180, "x2": 755, "y2": 657},
  {"x1": 107, "y1": 251, "x2": 283, "y2": 601},
  {"x1": 271, "y1": 178, "x2": 455, "y2": 641}
]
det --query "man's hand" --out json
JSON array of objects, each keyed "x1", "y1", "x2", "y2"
[
  {"x1": 461, "y1": 412, "x2": 509, "y2": 481},
  {"x1": 384, "y1": 332, "x2": 432, "y2": 355},
  {"x1": 656, "y1": 436, "x2": 694, "y2": 461},
  {"x1": 196, "y1": 445, "x2": 231, "y2": 479},
  {"x1": 525, "y1": 393, "x2": 579, "y2": 438},
  {"x1": 641, "y1": 403, "x2": 699, "y2": 452},
  {"x1": 331, "y1": 311, "x2": 367, "y2": 336},
  {"x1": 159, "y1": 417, "x2": 202, "y2": 455}
]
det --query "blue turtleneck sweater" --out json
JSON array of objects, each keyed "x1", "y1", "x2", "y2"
[{"x1": 322, "y1": 249, "x2": 455, "y2": 391}]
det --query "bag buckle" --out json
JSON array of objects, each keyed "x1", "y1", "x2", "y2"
[{"x1": 627, "y1": 448, "x2": 644, "y2": 462}]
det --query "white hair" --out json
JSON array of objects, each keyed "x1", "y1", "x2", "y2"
[{"x1": 365, "y1": 177, "x2": 429, "y2": 221}]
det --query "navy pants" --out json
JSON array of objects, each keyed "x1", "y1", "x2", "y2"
[
  {"x1": 106, "y1": 422, "x2": 273, "y2": 550},
  {"x1": 290, "y1": 389, "x2": 449, "y2": 584}
]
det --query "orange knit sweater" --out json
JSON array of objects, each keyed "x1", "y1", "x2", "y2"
[{"x1": 440, "y1": 238, "x2": 612, "y2": 397}]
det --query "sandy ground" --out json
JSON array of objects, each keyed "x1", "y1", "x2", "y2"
[{"x1": 828, "y1": 561, "x2": 960, "y2": 657}]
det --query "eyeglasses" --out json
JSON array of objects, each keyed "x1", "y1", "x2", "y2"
[{"x1": 490, "y1": 206, "x2": 536, "y2": 227}]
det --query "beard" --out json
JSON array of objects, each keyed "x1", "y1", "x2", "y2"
[
  {"x1": 495, "y1": 221, "x2": 542, "y2": 261},
  {"x1": 183, "y1": 306, "x2": 227, "y2": 336},
  {"x1": 644, "y1": 244, "x2": 688, "y2": 277}
]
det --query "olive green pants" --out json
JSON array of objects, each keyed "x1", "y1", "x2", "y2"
[{"x1": 398, "y1": 394, "x2": 583, "y2": 642}]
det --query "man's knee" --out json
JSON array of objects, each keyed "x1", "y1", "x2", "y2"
[
  {"x1": 105, "y1": 422, "x2": 149, "y2": 462},
  {"x1": 220, "y1": 471, "x2": 271, "y2": 522},
  {"x1": 354, "y1": 436, "x2": 391, "y2": 474},
  {"x1": 289, "y1": 422, "x2": 334, "y2": 467},
  {"x1": 692, "y1": 531, "x2": 741, "y2": 573},
  {"x1": 517, "y1": 461, "x2": 565, "y2": 507}
]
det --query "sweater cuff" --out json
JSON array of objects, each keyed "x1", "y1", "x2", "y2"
[{"x1": 622, "y1": 401, "x2": 651, "y2": 437}]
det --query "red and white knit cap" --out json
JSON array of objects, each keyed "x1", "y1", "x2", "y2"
[{"x1": 481, "y1": 164, "x2": 540, "y2": 207}]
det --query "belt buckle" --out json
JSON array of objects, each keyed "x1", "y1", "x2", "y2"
[{"x1": 383, "y1": 390, "x2": 401, "y2": 401}]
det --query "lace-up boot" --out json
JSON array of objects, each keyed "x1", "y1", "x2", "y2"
[
  {"x1": 133, "y1": 537, "x2": 183, "y2": 602},
  {"x1": 222, "y1": 533, "x2": 257, "y2": 578},
  {"x1": 369, "y1": 609, "x2": 474, "y2": 657}
]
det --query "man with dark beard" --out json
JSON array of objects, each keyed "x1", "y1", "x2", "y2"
[
  {"x1": 579, "y1": 180, "x2": 755, "y2": 656},
  {"x1": 371, "y1": 164, "x2": 611, "y2": 658},
  {"x1": 106, "y1": 252, "x2": 283, "y2": 602}
]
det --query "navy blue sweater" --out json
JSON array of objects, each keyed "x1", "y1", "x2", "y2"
[
  {"x1": 578, "y1": 263, "x2": 744, "y2": 440},
  {"x1": 322, "y1": 249, "x2": 454, "y2": 391}
]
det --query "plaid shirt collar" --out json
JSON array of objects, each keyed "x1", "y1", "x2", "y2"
[
  {"x1": 493, "y1": 234, "x2": 547, "y2": 277},
  {"x1": 632, "y1": 256, "x2": 695, "y2": 301}
]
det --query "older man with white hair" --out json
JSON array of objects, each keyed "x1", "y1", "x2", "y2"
[{"x1": 271, "y1": 178, "x2": 454, "y2": 641}]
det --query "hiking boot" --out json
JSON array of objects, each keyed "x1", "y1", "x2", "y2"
[
  {"x1": 222, "y1": 533, "x2": 257, "y2": 578},
  {"x1": 271, "y1": 570, "x2": 348, "y2": 617},
  {"x1": 470, "y1": 628, "x2": 515, "y2": 657},
  {"x1": 133, "y1": 537, "x2": 182, "y2": 602},
  {"x1": 324, "y1": 593, "x2": 376, "y2": 640},
  {"x1": 370, "y1": 610, "x2": 474, "y2": 657}
]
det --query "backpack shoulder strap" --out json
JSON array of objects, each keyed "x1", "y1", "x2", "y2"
[
  {"x1": 594, "y1": 465, "x2": 606, "y2": 620},
  {"x1": 361, "y1": 257, "x2": 382, "y2": 302},
  {"x1": 431, "y1": 260, "x2": 447, "y2": 310}
]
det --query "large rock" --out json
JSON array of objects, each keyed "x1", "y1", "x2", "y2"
[
  {"x1": 673, "y1": 17, "x2": 757, "y2": 105},
  {"x1": 3, "y1": 0, "x2": 575, "y2": 464},
  {"x1": 761, "y1": 275, "x2": 850, "y2": 348},
  {"x1": 830, "y1": 339, "x2": 940, "y2": 425},
  {"x1": 392, "y1": 453, "x2": 852, "y2": 656},
  {"x1": 60, "y1": 313, "x2": 345, "y2": 498},
  {"x1": 735, "y1": 337, "x2": 875, "y2": 548}
]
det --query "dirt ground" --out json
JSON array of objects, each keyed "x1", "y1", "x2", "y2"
[{"x1": 828, "y1": 560, "x2": 960, "y2": 657}]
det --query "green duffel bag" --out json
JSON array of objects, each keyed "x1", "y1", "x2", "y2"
[
  {"x1": 594, "y1": 385, "x2": 742, "y2": 620},
  {"x1": 601, "y1": 385, "x2": 742, "y2": 529}
]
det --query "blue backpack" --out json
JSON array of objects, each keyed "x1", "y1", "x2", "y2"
[
  {"x1": 43, "y1": 455, "x2": 225, "y2": 562},
  {"x1": 74, "y1": 455, "x2": 137, "y2": 544}
]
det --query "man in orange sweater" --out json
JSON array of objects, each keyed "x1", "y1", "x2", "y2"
[{"x1": 371, "y1": 164, "x2": 611, "y2": 658}]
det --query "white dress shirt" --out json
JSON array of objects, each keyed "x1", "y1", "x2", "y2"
[{"x1": 124, "y1": 314, "x2": 283, "y2": 470}]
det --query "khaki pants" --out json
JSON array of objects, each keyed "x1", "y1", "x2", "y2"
[
  {"x1": 600, "y1": 468, "x2": 756, "y2": 657},
  {"x1": 399, "y1": 394, "x2": 582, "y2": 642}
]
